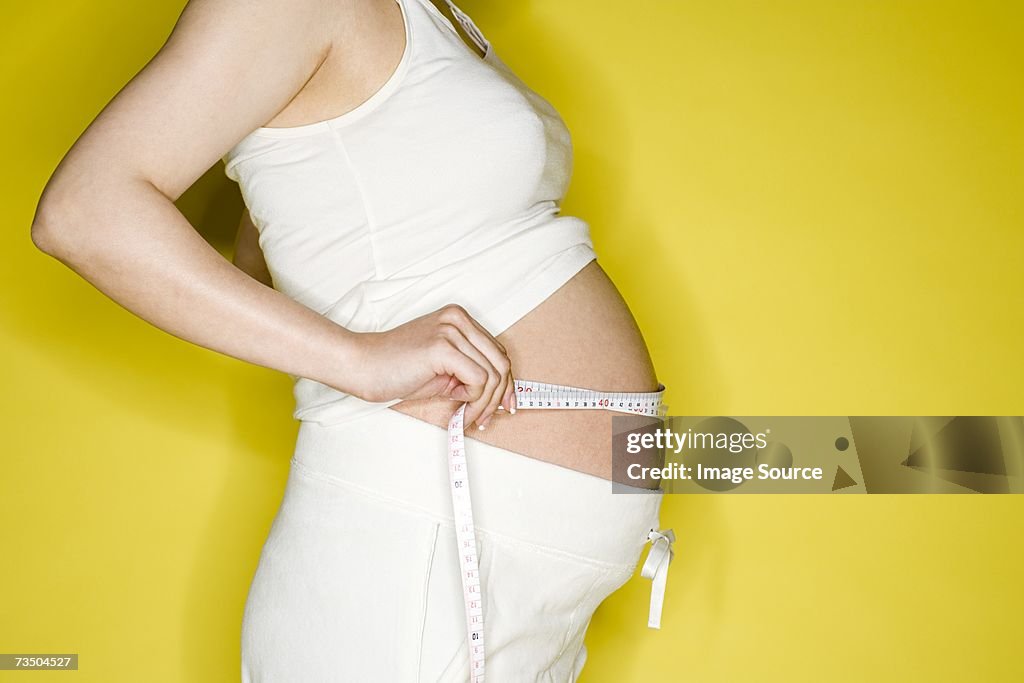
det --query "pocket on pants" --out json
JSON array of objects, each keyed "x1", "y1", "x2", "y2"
[
  {"x1": 417, "y1": 527, "x2": 636, "y2": 683},
  {"x1": 483, "y1": 535, "x2": 630, "y2": 682},
  {"x1": 242, "y1": 462, "x2": 448, "y2": 683},
  {"x1": 417, "y1": 521, "x2": 480, "y2": 683}
]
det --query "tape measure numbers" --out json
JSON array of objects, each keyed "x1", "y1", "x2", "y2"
[{"x1": 446, "y1": 379, "x2": 671, "y2": 682}]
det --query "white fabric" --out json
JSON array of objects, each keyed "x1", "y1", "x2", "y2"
[
  {"x1": 640, "y1": 529, "x2": 676, "y2": 629},
  {"x1": 240, "y1": 407, "x2": 665, "y2": 682},
  {"x1": 221, "y1": 0, "x2": 596, "y2": 427}
]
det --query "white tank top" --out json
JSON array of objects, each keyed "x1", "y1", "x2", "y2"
[{"x1": 221, "y1": 0, "x2": 597, "y2": 425}]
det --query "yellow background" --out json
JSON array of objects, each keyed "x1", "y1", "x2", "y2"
[{"x1": 2, "y1": 0, "x2": 1022, "y2": 681}]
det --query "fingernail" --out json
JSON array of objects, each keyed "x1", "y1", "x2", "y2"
[
  {"x1": 497, "y1": 405, "x2": 504, "y2": 411},
  {"x1": 478, "y1": 423, "x2": 486, "y2": 431},
  {"x1": 510, "y1": 407, "x2": 516, "y2": 415}
]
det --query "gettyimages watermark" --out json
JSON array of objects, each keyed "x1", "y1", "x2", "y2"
[{"x1": 610, "y1": 416, "x2": 1024, "y2": 494}]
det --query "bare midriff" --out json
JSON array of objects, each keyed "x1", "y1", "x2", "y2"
[{"x1": 388, "y1": 260, "x2": 660, "y2": 481}]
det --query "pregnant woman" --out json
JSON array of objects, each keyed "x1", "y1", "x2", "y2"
[{"x1": 31, "y1": 0, "x2": 674, "y2": 680}]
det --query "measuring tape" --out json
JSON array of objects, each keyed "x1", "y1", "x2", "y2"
[{"x1": 446, "y1": 379, "x2": 669, "y2": 682}]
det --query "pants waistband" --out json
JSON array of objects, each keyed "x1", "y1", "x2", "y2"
[{"x1": 290, "y1": 407, "x2": 664, "y2": 569}]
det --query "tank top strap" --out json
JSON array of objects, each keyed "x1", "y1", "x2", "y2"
[{"x1": 441, "y1": 0, "x2": 491, "y2": 55}]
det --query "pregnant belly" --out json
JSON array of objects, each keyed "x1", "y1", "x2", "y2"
[{"x1": 388, "y1": 260, "x2": 660, "y2": 481}]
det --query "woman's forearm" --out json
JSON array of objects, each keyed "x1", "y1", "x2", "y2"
[{"x1": 31, "y1": 176, "x2": 361, "y2": 394}]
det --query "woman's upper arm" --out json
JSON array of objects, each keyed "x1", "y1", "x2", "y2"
[{"x1": 37, "y1": 0, "x2": 335, "y2": 216}]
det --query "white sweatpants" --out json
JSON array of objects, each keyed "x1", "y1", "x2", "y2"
[{"x1": 240, "y1": 407, "x2": 663, "y2": 682}]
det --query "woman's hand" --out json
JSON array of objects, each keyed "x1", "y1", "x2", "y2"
[{"x1": 347, "y1": 304, "x2": 516, "y2": 429}]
